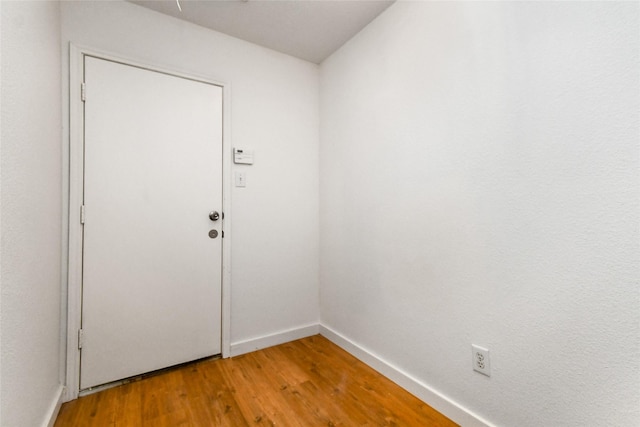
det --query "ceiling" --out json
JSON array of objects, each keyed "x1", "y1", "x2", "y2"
[{"x1": 128, "y1": 0, "x2": 395, "y2": 64}]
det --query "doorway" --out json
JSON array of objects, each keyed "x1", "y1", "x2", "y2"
[{"x1": 66, "y1": 48, "x2": 231, "y2": 396}]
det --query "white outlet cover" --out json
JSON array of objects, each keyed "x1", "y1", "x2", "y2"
[{"x1": 472, "y1": 344, "x2": 491, "y2": 377}]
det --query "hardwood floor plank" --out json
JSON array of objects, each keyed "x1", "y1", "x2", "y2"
[
  {"x1": 218, "y1": 353, "x2": 289, "y2": 426},
  {"x1": 273, "y1": 341, "x2": 377, "y2": 425},
  {"x1": 251, "y1": 347, "x2": 340, "y2": 426},
  {"x1": 287, "y1": 339, "x2": 392, "y2": 422},
  {"x1": 55, "y1": 335, "x2": 458, "y2": 426}
]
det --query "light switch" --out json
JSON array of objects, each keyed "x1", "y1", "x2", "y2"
[{"x1": 235, "y1": 171, "x2": 246, "y2": 187}]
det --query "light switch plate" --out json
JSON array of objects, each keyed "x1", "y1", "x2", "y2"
[{"x1": 235, "y1": 171, "x2": 246, "y2": 187}]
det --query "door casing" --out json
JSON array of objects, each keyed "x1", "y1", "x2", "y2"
[{"x1": 65, "y1": 44, "x2": 232, "y2": 400}]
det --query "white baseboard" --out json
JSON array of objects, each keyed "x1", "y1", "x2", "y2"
[
  {"x1": 319, "y1": 324, "x2": 494, "y2": 427},
  {"x1": 229, "y1": 323, "x2": 320, "y2": 357},
  {"x1": 43, "y1": 384, "x2": 65, "y2": 427}
]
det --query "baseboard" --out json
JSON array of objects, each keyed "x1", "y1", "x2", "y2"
[
  {"x1": 230, "y1": 323, "x2": 320, "y2": 357},
  {"x1": 42, "y1": 384, "x2": 65, "y2": 427},
  {"x1": 319, "y1": 325, "x2": 494, "y2": 427}
]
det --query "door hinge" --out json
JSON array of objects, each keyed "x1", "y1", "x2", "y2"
[
  {"x1": 81, "y1": 82, "x2": 86, "y2": 102},
  {"x1": 80, "y1": 205, "x2": 85, "y2": 224},
  {"x1": 78, "y1": 329, "x2": 84, "y2": 349}
]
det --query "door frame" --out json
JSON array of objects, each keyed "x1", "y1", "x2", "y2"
[{"x1": 65, "y1": 44, "x2": 232, "y2": 400}]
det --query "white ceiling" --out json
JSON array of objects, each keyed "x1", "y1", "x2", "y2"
[{"x1": 128, "y1": 0, "x2": 395, "y2": 64}]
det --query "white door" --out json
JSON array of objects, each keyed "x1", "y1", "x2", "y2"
[{"x1": 80, "y1": 56, "x2": 223, "y2": 390}]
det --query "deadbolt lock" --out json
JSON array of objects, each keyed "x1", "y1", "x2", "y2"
[{"x1": 208, "y1": 229, "x2": 218, "y2": 239}]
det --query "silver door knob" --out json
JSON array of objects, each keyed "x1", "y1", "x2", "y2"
[{"x1": 209, "y1": 211, "x2": 220, "y2": 221}]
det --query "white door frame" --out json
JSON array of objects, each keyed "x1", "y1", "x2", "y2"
[{"x1": 65, "y1": 44, "x2": 232, "y2": 401}]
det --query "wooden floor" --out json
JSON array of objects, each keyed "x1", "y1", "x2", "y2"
[{"x1": 55, "y1": 335, "x2": 457, "y2": 426}]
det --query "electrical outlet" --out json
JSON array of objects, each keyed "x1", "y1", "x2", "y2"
[{"x1": 472, "y1": 345, "x2": 490, "y2": 377}]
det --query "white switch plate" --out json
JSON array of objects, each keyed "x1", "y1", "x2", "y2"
[{"x1": 235, "y1": 171, "x2": 246, "y2": 187}]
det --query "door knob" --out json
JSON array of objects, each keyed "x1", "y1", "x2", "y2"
[{"x1": 209, "y1": 211, "x2": 220, "y2": 221}]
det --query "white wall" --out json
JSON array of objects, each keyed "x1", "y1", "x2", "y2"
[
  {"x1": 60, "y1": 0, "x2": 319, "y2": 355},
  {"x1": 1, "y1": 1, "x2": 64, "y2": 425},
  {"x1": 5, "y1": 1, "x2": 636, "y2": 425},
  {"x1": 320, "y1": 2, "x2": 639, "y2": 426}
]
